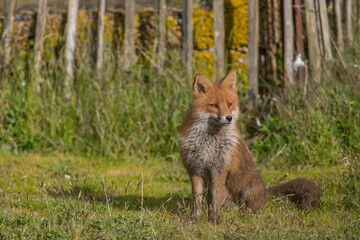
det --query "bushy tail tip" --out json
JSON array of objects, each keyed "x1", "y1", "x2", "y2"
[{"x1": 266, "y1": 178, "x2": 321, "y2": 209}]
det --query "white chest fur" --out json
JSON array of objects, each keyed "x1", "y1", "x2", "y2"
[{"x1": 179, "y1": 114, "x2": 239, "y2": 176}]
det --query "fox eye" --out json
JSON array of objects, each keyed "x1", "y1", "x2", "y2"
[
  {"x1": 228, "y1": 103, "x2": 232, "y2": 107},
  {"x1": 210, "y1": 104, "x2": 218, "y2": 108}
]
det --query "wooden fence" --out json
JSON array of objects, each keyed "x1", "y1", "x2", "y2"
[{"x1": 0, "y1": 0, "x2": 359, "y2": 105}]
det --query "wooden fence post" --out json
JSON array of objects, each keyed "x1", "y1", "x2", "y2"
[
  {"x1": 314, "y1": 0, "x2": 323, "y2": 58},
  {"x1": 182, "y1": 0, "x2": 193, "y2": 80},
  {"x1": 96, "y1": 0, "x2": 105, "y2": 74},
  {"x1": 34, "y1": 0, "x2": 47, "y2": 91},
  {"x1": 318, "y1": 0, "x2": 332, "y2": 61},
  {"x1": 294, "y1": 0, "x2": 305, "y2": 82},
  {"x1": 305, "y1": 0, "x2": 321, "y2": 83},
  {"x1": 345, "y1": 0, "x2": 353, "y2": 48},
  {"x1": 247, "y1": 0, "x2": 259, "y2": 111},
  {"x1": 124, "y1": 0, "x2": 135, "y2": 70},
  {"x1": 334, "y1": 0, "x2": 344, "y2": 53},
  {"x1": 1, "y1": 0, "x2": 16, "y2": 68},
  {"x1": 357, "y1": 1, "x2": 360, "y2": 35},
  {"x1": 213, "y1": 0, "x2": 225, "y2": 81},
  {"x1": 64, "y1": 0, "x2": 79, "y2": 100},
  {"x1": 283, "y1": 0, "x2": 294, "y2": 88},
  {"x1": 157, "y1": 0, "x2": 166, "y2": 73}
]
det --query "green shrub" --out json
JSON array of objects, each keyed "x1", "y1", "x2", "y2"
[{"x1": 245, "y1": 64, "x2": 360, "y2": 168}]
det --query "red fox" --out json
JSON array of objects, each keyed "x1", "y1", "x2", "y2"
[{"x1": 179, "y1": 69, "x2": 321, "y2": 223}]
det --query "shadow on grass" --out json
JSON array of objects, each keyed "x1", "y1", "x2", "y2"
[{"x1": 47, "y1": 184, "x2": 191, "y2": 214}]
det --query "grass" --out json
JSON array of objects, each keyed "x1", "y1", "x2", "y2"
[
  {"x1": 1, "y1": 77, "x2": 360, "y2": 238},
  {"x1": 0, "y1": 150, "x2": 359, "y2": 239},
  {"x1": 1, "y1": 13, "x2": 360, "y2": 238}
]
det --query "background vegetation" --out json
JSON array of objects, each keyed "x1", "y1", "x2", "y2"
[
  {"x1": 0, "y1": 2, "x2": 359, "y2": 239},
  {"x1": 0, "y1": 40, "x2": 359, "y2": 238}
]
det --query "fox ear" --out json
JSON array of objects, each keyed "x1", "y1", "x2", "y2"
[
  {"x1": 193, "y1": 74, "x2": 212, "y2": 94},
  {"x1": 221, "y1": 69, "x2": 237, "y2": 92}
]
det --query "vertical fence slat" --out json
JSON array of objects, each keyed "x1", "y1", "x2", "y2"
[
  {"x1": 314, "y1": 0, "x2": 323, "y2": 58},
  {"x1": 305, "y1": 0, "x2": 321, "y2": 83},
  {"x1": 270, "y1": 0, "x2": 280, "y2": 81},
  {"x1": 247, "y1": 0, "x2": 259, "y2": 111},
  {"x1": 96, "y1": 0, "x2": 105, "y2": 73},
  {"x1": 64, "y1": 0, "x2": 79, "y2": 99},
  {"x1": 34, "y1": 0, "x2": 47, "y2": 91},
  {"x1": 124, "y1": 0, "x2": 135, "y2": 70},
  {"x1": 334, "y1": 0, "x2": 344, "y2": 53},
  {"x1": 283, "y1": 0, "x2": 294, "y2": 88},
  {"x1": 158, "y1": 0, "x2": 166, "y2": 74},
  {"x1": 357, "y1": 1, "x2": 360, "y2": 34},
  {"x1": 318, "y1": 0, "x2": 332, "y2": 61},
  {"x1": 294, "y1": 0, "x2": 305, "y2": 82},
  {"x1": 345, "y1": 0, "x2": 353, "y2": 48},
  {"x1": 1, "y1": 0, "x2": 16, "y2": 68},
  {"x1": 213, "y1": 0, "x2": 225, "y2": 81},
  {"x1": 182, "y1": 0, "x2": 193, "y2": 80}
]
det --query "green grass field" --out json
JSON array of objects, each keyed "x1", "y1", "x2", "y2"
[
  {"x1": 1, "y1": 19, "x2": 360, "y2": 238},
  {"x1": 0, "y1": 150, "x2": 359, "y2": 239}
]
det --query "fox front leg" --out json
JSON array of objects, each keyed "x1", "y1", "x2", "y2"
[
  {"x1": 207, "y1": 172, "x2": 227, "y2": 224},
  {"x1": 190, "y1": 175, "x2": 204, "y2": 219}
]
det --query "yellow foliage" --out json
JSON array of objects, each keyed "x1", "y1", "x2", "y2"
[
  {"x1": 225, "y1": 0, "x2": 248, "y2": 49},
  {"x1": 104, "y1": 14, "x2": 113, "y2": 44},
  {"x1": 228, "y1": 50, "x2": 248, "y2": 90},
  {"x1": 166, "y1": 16, "x2": 177, "y2": 31},
  {"x1": 135, "y1": 13, "x2": 141, "y2": 46},
  {"x1": 166, "y1": 12, "x2": 182, "y2": 48},
  {"x1": 192, "y1": 3, "x2": 248, "y2": 87},
  {"x1": 134, "y1": 13, "x2": 140, "y2": 34},
  {"x1": 225, "y1": 0, "x2": 247, "y2": 8},
  {"x1": 194, "y1": 50, "x2": 214, "y2": 78},
  {"x1": 192, "y1": 2, "x2": 248, "y2": 51},
  {"x1": 193, "y1": 9, "x2": 214, "y2": 51},
  {"x1": 76, "y1": 11, "x2": 89, "y2": 43},
  {"x1": 76, "y1": 11, "x2": 114, "y2": 45}
]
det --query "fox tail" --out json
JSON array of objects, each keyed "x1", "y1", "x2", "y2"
[{"x1": 266, "y1": 178, "x2": 322, "y2": 209}]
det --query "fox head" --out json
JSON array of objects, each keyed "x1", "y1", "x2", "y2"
[{"x1": 192, "y1": 69, "x2": 239, "y2": 126}]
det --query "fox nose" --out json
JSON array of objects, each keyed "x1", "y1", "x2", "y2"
[{"x1": 226, "y1": 116, "x2": 233, "y2": 122}]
